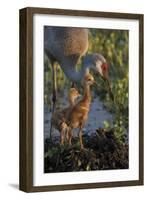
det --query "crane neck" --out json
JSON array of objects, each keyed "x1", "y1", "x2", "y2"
[{"x1": 61, "y1": 64, "x2": 90, "y2": 83}]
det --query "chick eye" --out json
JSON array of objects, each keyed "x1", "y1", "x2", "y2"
[{"x1": 88, "y1": 78, "x2": 91, "y2": 81}]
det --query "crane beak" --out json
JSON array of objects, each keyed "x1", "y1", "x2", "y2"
[
  {"x1": 106, "y1": 79, "x2": 114, "y2": 101},
  {"x1": 95, "y1": 71, "x2": 114, "y2": 101},
  {"x1": 101, "y1": 69, "x2": 114, "y2": 101}
]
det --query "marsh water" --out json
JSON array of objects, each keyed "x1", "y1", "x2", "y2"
[{"x1": 44, "y1": 91, "x2": 114, "y2": 140}]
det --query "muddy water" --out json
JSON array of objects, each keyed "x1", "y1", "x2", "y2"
[{"x1": 44, "y1": 92, "x2": 113, "y2": 139}]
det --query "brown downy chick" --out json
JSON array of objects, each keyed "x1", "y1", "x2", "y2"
[
  {"x1": 67, "y1": 73, "x2": 95, "y2": 149},
  {"x1": 51, "y1": 88, "x2": 80, "y2": 145}
]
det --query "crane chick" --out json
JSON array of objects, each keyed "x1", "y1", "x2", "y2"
[
  {"x1": 67, "y1": 73, "x2": 95, "y2": 149},
  {"x1": 51, "y1": 88, "x2": 80, "y2": 145}
]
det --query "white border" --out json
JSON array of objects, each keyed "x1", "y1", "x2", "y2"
[{"x1": 33, "y1": 14, "x2": 139, "y2": 186}]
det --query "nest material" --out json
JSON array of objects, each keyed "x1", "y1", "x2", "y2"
[{"x1": 44, "y1": 129, "x2": 128, "y2": 173}]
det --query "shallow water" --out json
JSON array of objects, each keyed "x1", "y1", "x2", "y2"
[{"x1": 44, "y1": 92, "x2": 113, "y2": 139}]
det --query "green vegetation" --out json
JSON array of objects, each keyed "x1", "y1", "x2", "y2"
[{"x1": 88, "y1": 29, "x2": 129, "y2": 142}]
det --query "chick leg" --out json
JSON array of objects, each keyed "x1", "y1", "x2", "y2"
[
  {"x1": 68, "y1": 128, "x2": 73, "y2": 145},
  {"x1": 78, "y1": 127, "x2": 84, "y2": 149},
  {"x1": 60, "y1": 128, "x2": 65, "y2": 145}
]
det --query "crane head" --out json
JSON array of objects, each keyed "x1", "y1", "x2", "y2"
[
  {"x1": 99, "y1": 63, "x2": 114, "y2": 101},
  {"x1": 88, "y1": 53, "x2": 114, "y2": 101},
  {"x1": 82, "y1": 53, "x2": 114, "y2": 100}
]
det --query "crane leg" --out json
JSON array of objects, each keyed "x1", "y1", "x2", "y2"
[
  {"x1": 52, "y1": 63, "x2": 57, "y2": 113},
  {"x1": 49, "y1": 63, "x2": 57, "y2": 140}
]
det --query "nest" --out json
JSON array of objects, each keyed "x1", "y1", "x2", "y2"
[{"x1": 44, "y1": 129, "x2": 128, "y2": 173}]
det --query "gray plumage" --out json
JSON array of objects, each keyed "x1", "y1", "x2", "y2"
[
  {"x1": 44, "y1": 27, "x2": 107, "y2": 83},
  {"x1": 44, "y1": 27, "x2": 89, "y2": 69}
]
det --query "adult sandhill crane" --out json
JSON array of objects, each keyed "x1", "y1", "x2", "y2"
[
  {"x1": 67, "y1": 73, "x2": 96, "y2": 149},
  {"x1": 51, "y1": 88, "x2": 80, "y2": 145},
  {"x1": 44, "y1": 27, "x2": 113, "y2": 139}
]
